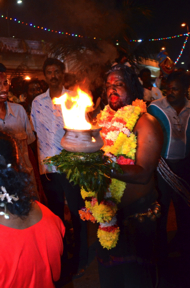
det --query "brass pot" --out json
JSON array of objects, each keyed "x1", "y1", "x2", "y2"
[{"x1": 61, "y1": 127, "x2": 104, "y2": 153}]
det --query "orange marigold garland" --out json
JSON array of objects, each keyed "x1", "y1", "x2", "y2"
[{"x1": 79, "y1": 99, "x2": 146, "y2": 250}]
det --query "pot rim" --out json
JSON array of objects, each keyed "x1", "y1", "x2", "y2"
[{"x1": 64, "y1": 126, "x2": 102, "y2": 132}]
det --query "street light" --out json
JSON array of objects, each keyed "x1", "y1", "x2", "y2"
[
  {"x1": 181, "y1": 23, "x2": 189, "y2": 33},
  {"x1": 5, "y1": 1, "x2": 23, "y2": 36}
]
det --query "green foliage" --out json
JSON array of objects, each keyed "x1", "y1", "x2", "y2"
[{"x1": 43, "y1": 149, "x2": 122, "y2": 203}]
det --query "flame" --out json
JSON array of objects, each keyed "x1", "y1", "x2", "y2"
[{"x1": 53, "y1": 88, "x2": 93, "y2": 130}]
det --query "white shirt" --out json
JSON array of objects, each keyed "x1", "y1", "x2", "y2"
[
  {"x1": 30, "y1": 87, "x2": 69, "y2": 175},
  {"x1": 143, "y1": 86, "x2": 163, "y2": 102}
]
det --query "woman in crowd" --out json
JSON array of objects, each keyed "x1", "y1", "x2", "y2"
[{"x1": 0, "y1": 131, "x2": 65, "y2": 288}]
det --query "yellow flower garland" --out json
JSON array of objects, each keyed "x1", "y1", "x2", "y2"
[
  {"x1": 109, "y1": 179, "x2": 126, "y2": 204},
  {"x1": 97, "y1": 226, "x2": 120, "y2": 250},
  {"x1": 79, "y1": 99, "x2": 147, "y2": 249},
  {"x1": 90, "y1": 201, "x2": 117, "y2": 223},
  {"x1": 81, "y1": 189, "x2": 96, "y2": 199}
]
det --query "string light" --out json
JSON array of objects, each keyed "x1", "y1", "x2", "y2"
[
  {"x1": 174, "y1": 35, "x2": 189, "y2": 64},
  {"x1": 130, "y1": 33, "x2": 189, "y2": 42},
  {"x1": 0, "y1": 14, "x2": 69, "y2": 37},
  {"x1": 1, "y1": 13, "x2": 189, "y2": 42},
  {"x1": 0, "y1": 13, "x2": 189, "y2": 63}
]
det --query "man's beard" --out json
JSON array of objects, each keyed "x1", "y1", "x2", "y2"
[{"x1": 109, "y1": 101, "x2": 124, "y2": 111}]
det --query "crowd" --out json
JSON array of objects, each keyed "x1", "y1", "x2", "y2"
[{"x1": 0, "y1": 55, "x2": 190, "y2": 288}]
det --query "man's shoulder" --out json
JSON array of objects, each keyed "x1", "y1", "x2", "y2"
[
  {"x1": 135, "y1": 112, "x2": 162, "y2": 134},
  {"x1": 149, "y1": 97, "x2": 165, "y2": 107},
  {"x1": 32, "y1": 90, "x2": 48, "y2": 104},
  {"x1": 138, "y1": 112, "x2": 159, "y2": 125},
  {"x1": 8, "y1": 101, "x2": 23, "y2": 108},
  {"x1": 7, "y1": 101, "x2": 26, "y2": 114},
  {"x1": 148, "y1": 98, "x2": 167, "y2": 115}
]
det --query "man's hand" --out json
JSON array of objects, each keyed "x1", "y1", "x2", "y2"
[{"x1": 87, "y1": 97, "x2": 101, "y2": 122}]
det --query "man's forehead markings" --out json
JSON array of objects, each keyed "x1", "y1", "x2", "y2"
[
  {"x1": 46, "y1": 65, "x2": 61, "y2": 71},
  {"x1": 107, "y1": 74, "x2": 124, "y2": 83}
]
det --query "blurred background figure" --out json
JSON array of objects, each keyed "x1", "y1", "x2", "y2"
[
  {"x1": 155, "y1": 49, "x2": 175, "y2": 97},
  {"x1": 39, "y1": 79, "x2": 49, "y2": 93},
  {"x1": 0, "y1": 63, "x2": 46, "y2": 203},
  {"x1": 139, "y1": 68, "x2": 163, "y2": 105},
  {"x1": 0, "y1": 65, "x2": 36, "y2": 184},
  {"x1": 21, "y1": 79, "x2": 42, "y2": 115},
  {"x1": 0, "y1": 131, "x2": 65, "y2": 288},
  {"x1": 9, "y1": 76, "x2": 24, "y2": 101}
]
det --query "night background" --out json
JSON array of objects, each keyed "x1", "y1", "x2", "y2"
[{"x1": 0, "y1": 0, "x2": 190, "y2": 68}]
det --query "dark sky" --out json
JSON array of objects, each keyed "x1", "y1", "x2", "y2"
[{"x1": 0, "y1": 0, "x2": 190, "y2": 68}]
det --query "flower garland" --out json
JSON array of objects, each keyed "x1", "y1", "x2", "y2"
[{"x1": 79, "y1": 99, "x2": 147, "y2": 249}]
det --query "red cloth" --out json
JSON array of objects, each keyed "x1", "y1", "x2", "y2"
[{"x1": 0, "y1": 201, "x2": 65, "y2": 288}]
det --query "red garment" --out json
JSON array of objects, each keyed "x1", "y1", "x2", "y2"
[{"x1": 0, "y1": 201, "x2": 65, "y2": 288}]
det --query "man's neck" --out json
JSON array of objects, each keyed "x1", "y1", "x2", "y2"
[
  {"x1": 170, "y1": 98, "x2": 187, "y2": 115},
  {"x1": 49, "y1": 86, "x2": 63, "y2": 99}
]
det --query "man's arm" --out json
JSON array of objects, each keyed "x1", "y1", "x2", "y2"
[{"x1": 111, "y1": 113, "x2": 163, "y2": 184}]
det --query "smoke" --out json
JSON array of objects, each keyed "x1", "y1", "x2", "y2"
[
  {"x1": 52, "y1": 0, "x2": 125, "y2": 39},
  {"x1": 48, "y1": 0, "x2": 125, "y2": 96},
  {"x1": 47, "y1": 0, "x2": 147, "y2": 100}
]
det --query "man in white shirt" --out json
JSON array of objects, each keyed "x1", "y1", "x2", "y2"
[
  {"x1": 31, "y1": 58, "x2": 88, "y2": 276},
  {"x1": 139, "y1": 68, "x2": 163, "y2": 103}
]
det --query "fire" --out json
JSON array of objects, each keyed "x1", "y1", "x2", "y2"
[{"x1": 53, "y1": 88, "x2": 93, "y2": 130}]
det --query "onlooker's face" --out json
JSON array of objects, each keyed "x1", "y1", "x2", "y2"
[
  {"x1": 44, "y1": 65, "x2": 64, "y2": 88},
  {"x1": 27, "y1": 83, "x2": 42, "y2": 100},
  {"x1": 166, "y1": 80, "x2": 186, "y2": 106},
  {"x1": 141, "y1": 71, "x2": 151, "y2": 85},
  {"x1": 106, "y1": 71, "x2": 131, "y2": 111},
  {"x1": 0, "y1": 73, "x2": 9, "y2": 103}
]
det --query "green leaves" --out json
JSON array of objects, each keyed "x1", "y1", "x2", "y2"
[{"x1": 43, "y1": 149, "x2": 122, "y2": 203}]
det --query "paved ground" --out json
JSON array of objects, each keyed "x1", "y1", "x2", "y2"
[
  {"x1": 63, "y1": 222, "x2": 100, "y2": 288},
  {"x1": 60, "y1": 202, "x2": 178, "y2": 288}
]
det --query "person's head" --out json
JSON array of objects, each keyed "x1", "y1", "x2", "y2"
[
  {"x1": 25, "y1": 79, "x2": 42, "y2": 102},
  {"x1": 0, "y1": 131, "x2": 36, "y2": 218},
  {"x1": 106, "y1": 64, "x2": 143, "y2": 111},
  {"x1": 39, "y1": 79, "x2": 48, "y2": 93},
  {"x1": 10, "y1": 76, "x2": 24, "y2": 97},
  {"x1": 139, "y1": 68, "x2": 151, "y2": 86},
  {"x1": 0, "y1": 70, "x2": 9, "y2": 103},
  {"x1": 0, "y1": 63, "x2": 6, "y2": 73},
  {"x1": 166, "y1": 71, "x2": 190, "y2": 106},
  {"x1": 43, "y1": 58, "x2": 65, "y2": 89}
]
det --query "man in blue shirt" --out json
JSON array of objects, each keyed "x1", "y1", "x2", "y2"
[
  {"x1": 31, "y1": 58, "x2": 88, "y2": 277},
  {"x1": 0, "y1": 63, "x2": 37, "y2": 190}
]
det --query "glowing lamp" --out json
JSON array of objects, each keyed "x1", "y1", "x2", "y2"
[{"x1": 24, "y1": 76, "x2": 31, "y2": 80}]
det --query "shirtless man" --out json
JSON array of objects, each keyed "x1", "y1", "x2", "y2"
[{"x1": 97, "y1": 64, "x2": 163, "y2": 288}]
